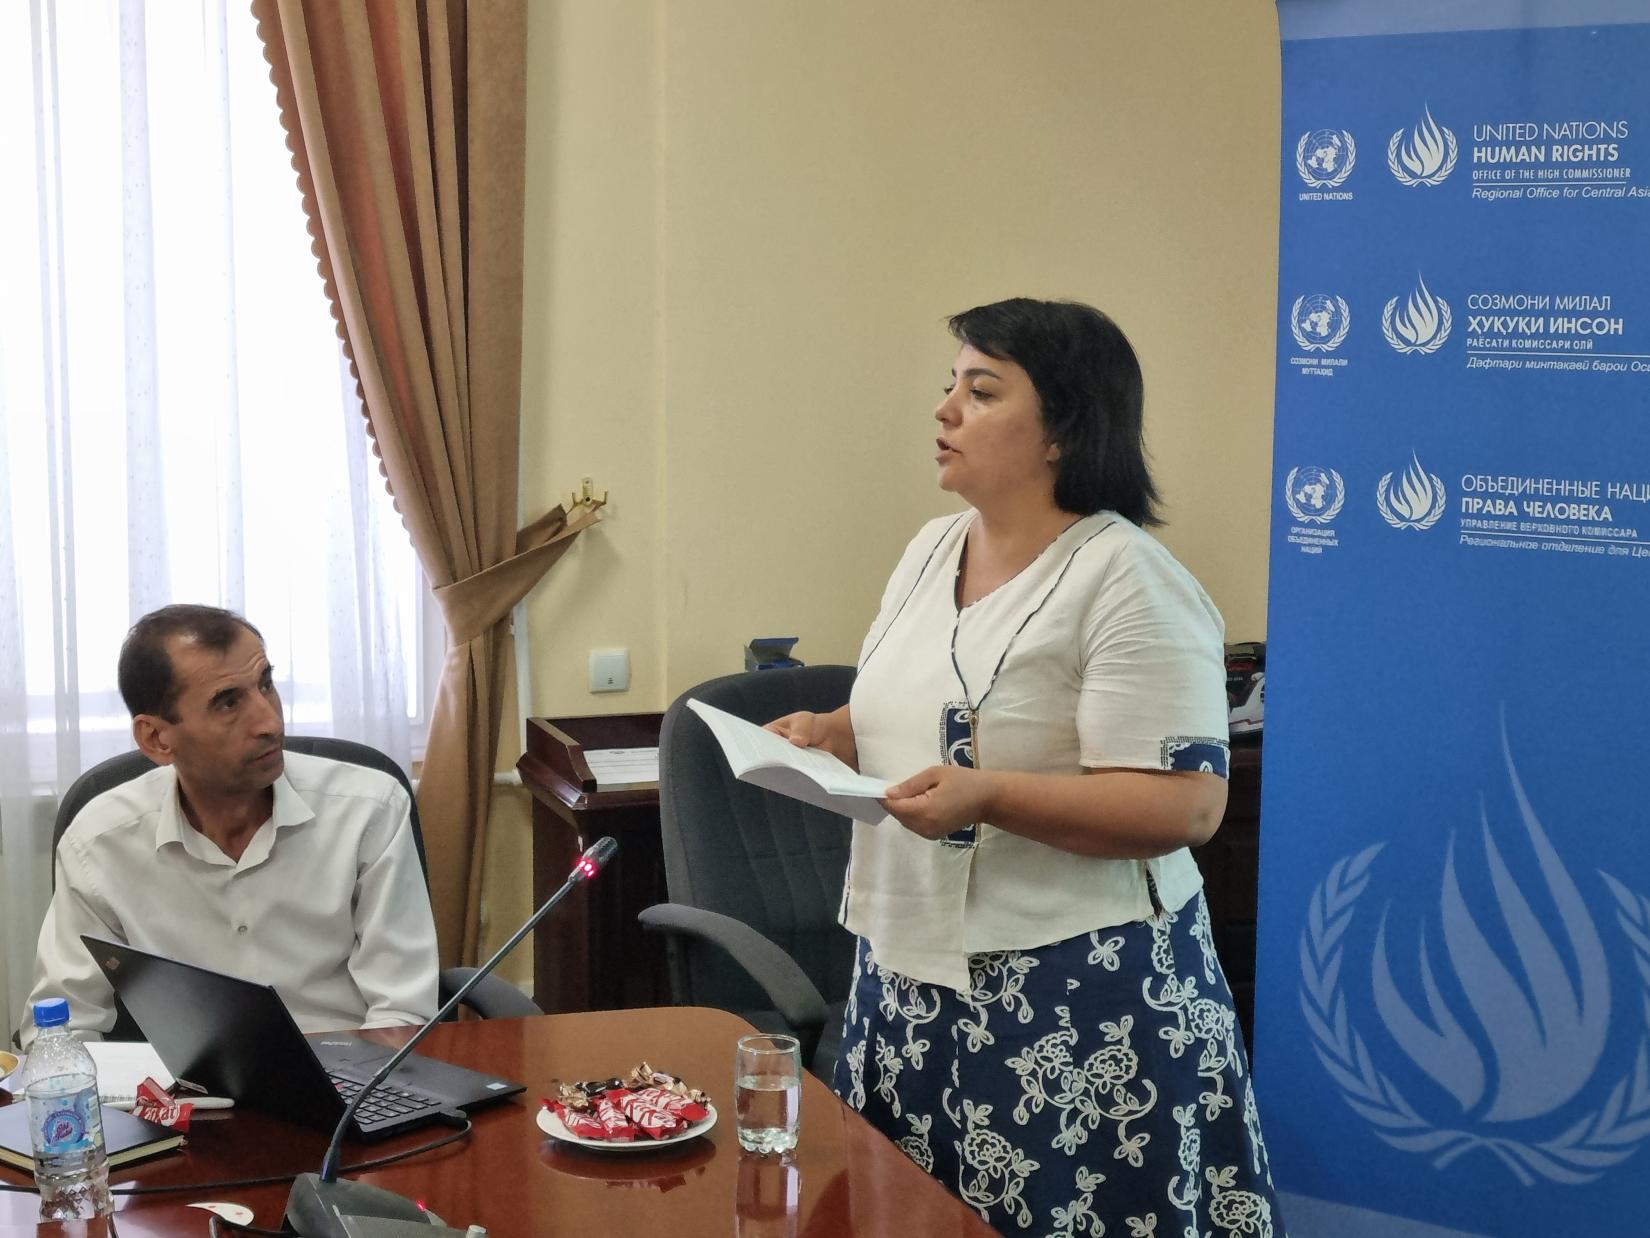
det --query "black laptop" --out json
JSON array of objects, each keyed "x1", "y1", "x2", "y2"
[{"x1": 84, "y1": 937, "x2": 525, "y2": 1140}]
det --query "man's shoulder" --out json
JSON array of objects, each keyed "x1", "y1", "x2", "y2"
[
  {"x1": 62, "y1": 764, "x2": 173, "y2": 850},
  {"x1": 280, "y1": 748, "x2": 409, "y2": 811}
]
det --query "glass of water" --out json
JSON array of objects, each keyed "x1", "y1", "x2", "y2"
[{"x1": 734, "y1": 1033, "x2": 802, "y2": 1155}]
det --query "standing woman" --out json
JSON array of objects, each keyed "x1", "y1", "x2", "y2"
[{"x1": 769, "y1": 299, "x2": 1282, "y2": 1237}]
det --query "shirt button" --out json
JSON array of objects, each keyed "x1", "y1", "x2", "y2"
[{"x1": 236, "y1": 925, "x2": 249, "y2": 934}]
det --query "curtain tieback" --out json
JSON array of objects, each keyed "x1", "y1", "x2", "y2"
[{"x1": 433, "y1": 504, "x2": 601, "y2": 644}]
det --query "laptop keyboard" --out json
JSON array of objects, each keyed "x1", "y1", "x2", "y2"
[{"x1": 328, "y1": 1073, "x2": 443, "y2": 1127}]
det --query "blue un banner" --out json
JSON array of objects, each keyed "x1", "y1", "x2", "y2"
[{"x1": 1257, "y1": 4, "x2": 1650, "y2": 1236}]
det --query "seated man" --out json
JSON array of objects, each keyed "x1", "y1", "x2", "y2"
[{"x1": 22, "y1": 604, "x2": 437, "y2": 1048}]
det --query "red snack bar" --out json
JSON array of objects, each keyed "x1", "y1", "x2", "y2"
[
  {"x1": 594, "y1": 1090, "x2": 640, "y2": 1142},
  {"x1": 131, "y1": 1076, "x2": 192, "y2": 1132},
  {"x1": 615, "y1": 1087, "x2": 687, "y2": 1140},
  {"x1": 643, "y1": 1086, "x2": 710, "y2": 1124},
  {"x1": 544, "y1": 1099, "x2": 608, "y2": 1141}
]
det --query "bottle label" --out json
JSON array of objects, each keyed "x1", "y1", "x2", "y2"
[{"x1": 29, "y1": 1089, "x2": 102, "y2": 1156}]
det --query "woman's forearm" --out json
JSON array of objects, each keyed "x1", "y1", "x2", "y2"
[
  {"x1": 882, "y1": 763, "x2": 1225, "y2": 857},
  {"x1": 978, "y1": 768, "x2": 1226, "y2": 858}
]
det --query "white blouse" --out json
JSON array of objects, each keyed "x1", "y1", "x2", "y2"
[{"x1": 840, "y1": 511, "x2": 1231, "y2": 992}]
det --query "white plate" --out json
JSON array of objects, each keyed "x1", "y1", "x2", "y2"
[{"x1": 537, "y1": 1101, "x2": 717, "y2": 1152}]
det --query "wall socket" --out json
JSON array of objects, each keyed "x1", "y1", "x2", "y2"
[{"x1": 589, "y1": 648, "x2": 630, "y2": 693}]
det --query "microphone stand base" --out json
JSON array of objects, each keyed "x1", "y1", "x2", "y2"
[{"x1": 286, "y1": 1172, "x2": 442, "y2": 1236}]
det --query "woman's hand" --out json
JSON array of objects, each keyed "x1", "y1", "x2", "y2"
[
  {"x1": 763, "y1": 705, "x2": 858, "y2": 770},
  {"x1": 882, "y1": 765, "x2": 994, "y2": 840}
]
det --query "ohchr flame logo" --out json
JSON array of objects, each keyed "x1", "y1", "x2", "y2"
[
  {"x1": 1382, "y1": 274, "x2": 1452, "y2": 354},
  {"x1": 1388, "y1": 106, "x2": 1459, "y2": 186},
  {"x1": 1299, "y1": 723, "x2": 1650, "y2": 1184},
  {"x1": 1375, "y1": 452, "x2": 1446, "y2": 530}
]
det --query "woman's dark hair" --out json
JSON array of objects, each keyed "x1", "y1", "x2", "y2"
[
  {"x1": 948, "y1": 297, "x2": 1161, "y2": 526},
  {"x1": 117, "y1": 604, "x2": 262, "y2": 720}
]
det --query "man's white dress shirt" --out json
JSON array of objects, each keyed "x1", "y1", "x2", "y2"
[{"x1": 23, "y1": 750, "x2": 438, "y2": 1048}]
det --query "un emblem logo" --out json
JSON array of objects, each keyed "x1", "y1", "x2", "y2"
[
  {"x1": 1383, "y1": 274, "x2": 1452, "y2": 354},
  {"x1": 1296, "y1": 129, "x2": 1357, "y2": 188},
  {"x1": 1300, "y1": 727, "x2": 1650, "y2": 1184},
  {"x1": 1376, "y1": 452, "x2": 1446, "y2": 531},
  {"x1": 1284, "y1": 467, "x2": 1344, "y2": 525},
  {"x1": 1388, "y1": 106, "x2": 1459, "y2": 187},
  {"x1": 1290, "y1": 295, "x2": 1351, "y2": 353}
]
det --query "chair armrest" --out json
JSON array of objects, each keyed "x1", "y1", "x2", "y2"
[
  {"x1": 637, "y1": 903, "x2": 831, "y2": 1035},
  {"x1": 438, "y1": 968, "x2": 543, "y2": 1020}
]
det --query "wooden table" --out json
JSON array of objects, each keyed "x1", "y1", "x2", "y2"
[{"x1": 0, "y1": 1008, "x2": 994, "y2": 1237}]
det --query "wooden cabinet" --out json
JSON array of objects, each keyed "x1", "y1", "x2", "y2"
[
  {"x1": 1191, "y1": 734, "x2": 1262, "y2": 1047},
  {"x1": 516, "y1": 713, "x2": 668, "y2": 1013}
]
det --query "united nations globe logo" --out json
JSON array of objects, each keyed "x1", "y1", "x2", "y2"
[
  {"x1": 1290, "y1": 294, "x2": 1351, "y2": 352},
  {"x1": 1296, "y1": 129, "x2": 1357, "y2": 188},
  {"x1": 1284, "y1": 466, "x2": 1345, "y2": 524}
]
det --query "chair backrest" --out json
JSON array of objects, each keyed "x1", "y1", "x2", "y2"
[
  {"x1": 657, "y1": 665, "x2": 857, "y2": 1018},
  {"x1": 52, "y1": 736, "x2": 429, "y2": 887}
]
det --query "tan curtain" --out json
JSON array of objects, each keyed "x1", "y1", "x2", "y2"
[{"x1": 252, "y1": 0, "x2": 597, "y2": 965}]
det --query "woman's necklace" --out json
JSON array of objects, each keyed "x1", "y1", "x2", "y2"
[{"x1": 947, "y1": 517, "x2": 1109, "y2": 772}]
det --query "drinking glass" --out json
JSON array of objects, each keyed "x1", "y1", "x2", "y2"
[{"x1": 734, "y1": 1033, "x2": 802, "y2": 1154}]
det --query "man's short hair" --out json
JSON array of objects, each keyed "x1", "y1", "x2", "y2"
[{"x1": 117, "y1": 605, "x2": 262, "y2": 721}]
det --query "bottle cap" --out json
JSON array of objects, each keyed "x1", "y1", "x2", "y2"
[{"x1": 31, "y1": 998, "x2": 70, "y2": 1029}]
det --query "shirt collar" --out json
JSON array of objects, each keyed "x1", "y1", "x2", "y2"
[{"x1": 153, "y1": 763, "x2": 316, "y2": 866}]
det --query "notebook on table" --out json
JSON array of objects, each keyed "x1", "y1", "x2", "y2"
[
  {"x1": 0, "y1": 1101, "x2": 185, "y2": 1173},
  {"x1": 85, "y1": 1042, "x2": 174, "y2": 1109}
]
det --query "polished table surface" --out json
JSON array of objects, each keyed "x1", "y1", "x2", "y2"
[{"x1": 0, "y1": 1007, "x2": 994, "y2": 1236}]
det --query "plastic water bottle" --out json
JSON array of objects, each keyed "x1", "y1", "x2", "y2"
[{"x1": 21, "y1": 998, "x2": 112, "y2": 1220}]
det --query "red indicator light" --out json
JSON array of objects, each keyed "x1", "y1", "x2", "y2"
[{"x1": 576, "y1": 858, "x2": 596, "y2": 878}]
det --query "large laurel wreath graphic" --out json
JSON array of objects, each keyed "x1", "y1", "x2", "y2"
[
  {"x1": 1290, "y1": 296, "x2": 1351, "y2": 353},
  {"x1": 1283, "y1": 467, "x2": 1345, "y2": 525},
  {"x1": 1295, "y1": 131, "x2": 1356, "y2": 188},
  {"x1": 1375, "y1": 471, "x2": 1447, "y2": 530},
  {"x1": 1380, "y1": 296, "x2": 1453, "y2": 354},
  {"x1": 1301, "y1": 848, "x2": 1650, "y2": 1185},
  {"x1": 1386, "y1": 127, "x2": 1459, "y2": 187}
]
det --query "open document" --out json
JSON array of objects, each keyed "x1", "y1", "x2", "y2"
[{"x1": 686, "y1": 699, "x2": 894, "y2": 824}]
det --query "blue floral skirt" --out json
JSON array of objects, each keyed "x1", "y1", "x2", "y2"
[{"x1": 831, "y1": 893, "x2": 1284, "y2": 1237}]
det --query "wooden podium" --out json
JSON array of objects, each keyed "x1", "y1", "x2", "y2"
[{"x1": 517, "y1": 712, "x2": 669, "y2": 1013}]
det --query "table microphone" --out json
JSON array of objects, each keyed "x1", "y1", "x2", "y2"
[{"x1": 286, "y1": 835, "x2": 620, "y2": 1238}]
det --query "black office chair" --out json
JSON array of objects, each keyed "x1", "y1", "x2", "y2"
[
  {"x1": 638, "y1": 666, "x2": 857, "y2": 1079},
  {"x1": 50, "y1": 735, "x2": 541, "y2": 1037}
]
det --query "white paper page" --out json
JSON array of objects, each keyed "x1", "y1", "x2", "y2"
[
  {"x1": 87, "y1": 1041, "x2": 174, "y2": 1106},
  {"x1": 685, "y1": 698, "x2": 893, "y2": 824},
  {"x1": 583, "y1": 747, "x2": 660, "y2": 786}
]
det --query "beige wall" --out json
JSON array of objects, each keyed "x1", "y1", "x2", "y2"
[{"x1": 485, "y1": 0, "x2": 1282, "y2": 976}]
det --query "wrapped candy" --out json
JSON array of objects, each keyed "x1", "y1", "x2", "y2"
[
  {"x1": 593, "y1": 1091, "x2": 640, "y2": 1142},
  {"x1": 131, "y1": 1076, "x2": 193, "y2": 1131},
  {"x1": 614, "y1": 1087, "x2": 689, "y2": 1139},
  {"x1": 546, "y1": 1099, "x2": 608, "y2": 1140},
  {"x1": 625, "y1": 1062, "x2": 710, "y2": 1108},
  {"x1": 543, "y1": 1064, "x2": 709, "y2": 1142}
]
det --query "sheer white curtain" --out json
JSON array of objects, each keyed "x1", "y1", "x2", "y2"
[{"x1": 0, "y1": 2, "x2": 419, "y2": 1040}]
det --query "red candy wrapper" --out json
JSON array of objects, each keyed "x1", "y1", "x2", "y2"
[
  {"x1": 593, "y1": 1091, "x2": 640, "y2": 1142},
  {"x1": 643, "y1": 1086, "x2": 710, "y2": 1124},
  {"x1": 615, "y1": 1088, "x2": 687, "y2": 1140},
  {"x1": 130, "y1": 1076, "x2": 192, "y2": 1131},
  {"x1": 544, "y1": 1098, "x2": 608, "y2": 1141}
]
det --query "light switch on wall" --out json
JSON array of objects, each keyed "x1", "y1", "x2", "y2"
[{"x1": 589, "y1": 648, "x2": 630, "y2": 693}]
